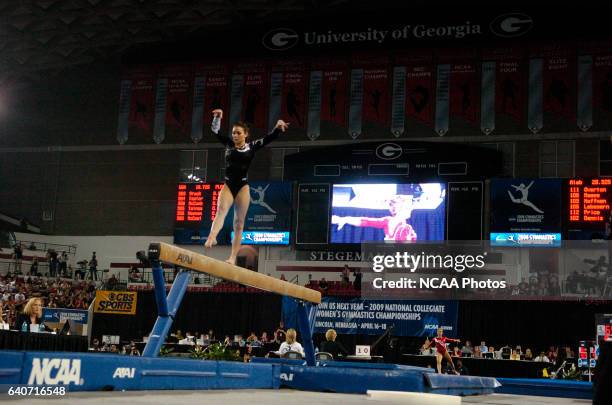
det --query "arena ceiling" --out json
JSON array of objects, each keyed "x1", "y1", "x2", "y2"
[{"x1": 0, "y1": 0, "x2": 357, "y2": 84}]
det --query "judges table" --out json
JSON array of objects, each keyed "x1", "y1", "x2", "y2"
[
  {"x1": 0, "y1": 330, "x2": 88, "y2": 352},
  {"x1": 401, "y1": 354, "x2": 554, "y2": 378}
]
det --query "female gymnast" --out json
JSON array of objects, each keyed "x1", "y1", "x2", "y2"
[
  {"x1": 331, "y1": 195, "x2": 417, "y2": 241},
  {"x1": 422, "y1": 327, "x2": 461, "y2": 374},
  {"x1": 204, "y1": 109, "x2": 289, "y2": 264}
]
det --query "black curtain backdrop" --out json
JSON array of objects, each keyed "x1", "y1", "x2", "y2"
[
  {"x1": 92, "y1": 292, "x2": 612, "y2": 356},
  {"x1": 92, "y1": 292, "x2": 282, "y2": 342}
]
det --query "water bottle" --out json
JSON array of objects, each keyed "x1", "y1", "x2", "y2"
[
  {"x1": 39, "y1": 323, "x2": 45, "y2": 332},
  {"x1": 21, "y1": 322, "x2": 27, "y2": 332}
]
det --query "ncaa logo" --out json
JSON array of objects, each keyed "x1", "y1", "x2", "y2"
[
  {"x1": 376, "y1": 143, "x2": 403, "y2": 160},
  {"x1": 262, "y1": 28, "x2": 299, "y2": 51},
  {"x1": 490, "y1": 13, "x2": 533, "y2": 38}
]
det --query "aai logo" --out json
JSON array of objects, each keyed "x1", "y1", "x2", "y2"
[
  {"x1": 490, "y1": 13, "x2": 533, "y2": 38},
  {"x1": 375, "y1": 143, "x2": 403, "y2": 160},
  {"x1": 262, "y1": 28, "x2": 299, "y2": 51}
]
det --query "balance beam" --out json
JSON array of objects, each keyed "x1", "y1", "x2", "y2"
[{"x1": 148, "y1": 242, "x2": 321, "y2": 304}]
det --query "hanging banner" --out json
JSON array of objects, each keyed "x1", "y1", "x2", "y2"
[
  {"x1": 235, "y1": 62, "x2": 268, "y2": 136},
  {"x1": 577, "y1": 55, "x2": 593, "y2": 131},
  {"x1": 228, "y1": 74, "x2": 244, "y2": 137},
  {"x1": 391, "y1": 66, "x2": 406, "y2": 137},
  {"x1": 480, "y1": 61, "x2": 496, "y2": 134},
  {"x1": 434, "y1": 64, "x2": 450, "y2": 136},
  {"x1": 153, "y1": 77, "x2": 168, "y2": 144},
  {"x1": 317, "y1": 58, "x2": 348, "y2": 134},
  {"x1": 528, "y1": 58, "x2": 543, "y2": 133},
  {"x1": 307, "y1": 70, "x2": 323, "y2": 140},
  {"x1": 593, "y1": 54, "x2": 612, "y2": 129},
  {"x1": 191, "y1": 65, "x2": 230, "y2": 143},
  {"x1": 163, "y1": 65, "x2": 193, "y2": 142},
  {"x1": 268, "y1": 72, "x2": 284, "y2": 133},
  {"x1": 490, "y1": 48, "x2": 527, "y2": 128},
  {"x1": 126, "y1": 66, "x2": 156, "y2": 141},
  {"x1": 396, "y1": 53, "x2": 436, "y2": 133},
  {"x1": 117, "y1": 79, "x2": 131, "y2": 144},
  {"x1": 450, "y1": 61, "x2": 480, "y2": 125},
  {"x1": 283, "y1": 297, "x2": 459, "y2": 337},
  {"x1": 348, "y1": 68, "x2": 364, "y2": 139},
  {"x1": 542, "y1": 47, "x2": 576, "y2": 126}
]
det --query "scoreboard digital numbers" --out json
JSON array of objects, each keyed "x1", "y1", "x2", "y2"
[
  {"x1": 568, "y1": 178, "x2": 612, "y2": 224},
  {"x1": 175, "y1": 183, "x2": 223, "y2": 225}
]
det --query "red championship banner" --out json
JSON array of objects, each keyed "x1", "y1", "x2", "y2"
[
  {"x1": 593, "y1": 54, "x2": 612, "y2": 120},
  {"x1": 353, "y1": 54, "x2": 391, "y2": 127},
  {"x1": 163, "y1": 65, "x2": 194, "y2": 141},
  {"x1": 196, "y1": 64, "x2": 230, "y2": 133},
  {"x1": 540, "y1": 45, "x2": 576, "y2": 123},
  {"x1": 314, "y1": 58, "x2": 348, "y2": 128},
  {"x1": 127, "y1": 66, "x2": 156, "y2": 139},
  {"x1": 281, "y1": 70, "x2": 307, "y2": 129},
  {"x1": 450, "y1": 61, "x2": 480, "y2": 124},
  {"x1": 396, "y1": 53, "x2": 435, "y2": 127},
  {"x1": 234, "y1": 61, "x2": 269, "y2": 133},
  {"x1": 481, "y1": 46, "x2": 528, "y2": 125}
]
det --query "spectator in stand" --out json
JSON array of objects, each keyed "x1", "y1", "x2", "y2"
[
  {"x1": 510, "y1": 349, "x2": 521, "y2": 360},
  {"x1": 488, "y1": 346, "x2": 498, "y2": 359},
  {"x1": 280, "y1": 274, "x2": 287, "y2": 281},
  {"x1": 524, "y1": 348, "x2": 534, "y2": 361},
  {"x1": 49, "y1": 250, "x2": 59, "y2": 278},
  {"x1": 59, "y1": 252, "x2": 68, "y2": 277},
  {"x1": 320, "y1": 328, "x2": 349, "y2": 359},
  {"x1": 91, "y1": 338, "x2": 100, "y2": 351},
  {"x1": 260, "y1": 331, "x2": 269, "y2": 343},
  {"x1": 223, "y1": 335, "x2": 232, "y2": 347},
  {"x1": 110, "y1": 344, "x2": 119, "y2": 354},
  {"x1": 535, "y1": 351, "x2": 550, "y2": 363},
  {"x1": 15, "y1": 297, "x2": 43, "y2": 331},
  {"x1": 318, "y1": 278, "x2": 329, "y2": 295},
  {"x1": 341, "y1": 264, "x2": 350, "y2": 287},
  {"x1": 88, "y1": 252, "x2": 98, "y2": 281},
  {"x1": 106, "y1": 274, "x2": 119, "y2": 290},
  {"x1": 353, "y1": 267, "x2": 362, "y2": 291},
  {"x1": 451, "y1": 346, "x2": 462, "y2": 358},
  {"x1": 565, "y1": 346, "x2": 575, "y2": 358},
  {"x1": 274, "y1": 321, "x2": 286, "y2": 343},
  {"x1": 29, "y1": 258, "x2": 39, "y2": 277},
  {"x1": 208, "y1": 329, "x2": 215, "y2": 341},
  {"x1": 0, "y1": 306, "x2": 7, "y2": 327},
  {"x1": 13, "y1": 243, "x2": 23, "y2": 274},
  {"x1": 461, "y1": 340, "x2": 473, "y2": 356},
  {"x1": 129, "y1": 266, "x2": 141, "y2": 282},
  {"x1": 420, "y1": 338, "x2": 434, "y2": 355},
  {"x1": 246, "y1": 331, "x2": 259, "y2": 344},
  {"x1": 75, "y1": 260, "x2": 87, "y2": 280},
  {"x1": 28, "y1": 242, "x2": 36, "y2": 251}
]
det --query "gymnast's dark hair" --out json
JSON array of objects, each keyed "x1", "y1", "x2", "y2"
[{"x1": 233, "y1": 121, "x2": 250, "y2": 141}]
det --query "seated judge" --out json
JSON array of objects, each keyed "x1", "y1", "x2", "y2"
[
  {"x1": 320, "y1": 328, "x2": 349, "y2": 359},
  {"x1": 15, "y1": 297, "x2": 43, "y2": 331},
  {"x1": 275, "y1": 328, "x2": 304, "y2": 358}
]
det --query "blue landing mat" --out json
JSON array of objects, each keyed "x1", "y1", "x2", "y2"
[{"x1": 496, "y1": 378, "x2": 592, "y2": 400}]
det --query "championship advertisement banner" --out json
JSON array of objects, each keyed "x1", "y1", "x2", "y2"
[
  {"x1": 283, "y1": 297, "x2": 458, "y2": 337},
  {"x1": 42, "y1": 308, "x2": 88, "y2": 336},
  {"x1": 490, "y1": 178, "x2": 562, "y2": 244},
  {"x1": 94, "y1": 291, "x2": 138, "y2": 315},
  {"x1": 126, "y1": 66, "x2": 156, "y2": 140},
  {"x1": 163, "y1": 65, "x2": 194, "y2": 142}
]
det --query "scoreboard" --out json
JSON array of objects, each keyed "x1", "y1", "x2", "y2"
[
  {"x1": 175, "y1": 183, "x2": 223, "y2": 226},
  {"x1": 568, "y1": 178, "x2": 612, "y2": 223}
]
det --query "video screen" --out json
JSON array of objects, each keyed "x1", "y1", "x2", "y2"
[{"x1": 330, "y1": 183, "x2": 446, "y2": 243}]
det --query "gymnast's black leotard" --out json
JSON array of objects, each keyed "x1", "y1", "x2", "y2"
[{"x1": 212, "y1": 117, "x2": 281, "y2": 197}]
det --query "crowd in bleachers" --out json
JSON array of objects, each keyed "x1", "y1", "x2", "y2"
[{"x1": 0, "y1": 273, "x2": 97, "y2": 328}]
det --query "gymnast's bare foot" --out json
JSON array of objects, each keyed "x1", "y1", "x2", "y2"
[
  {"x1": 225, "y1": 256, "x2": 236, "y2": 265},
  {"x1": 204, "y1": 236, "x2": 217, "y2": 248}
]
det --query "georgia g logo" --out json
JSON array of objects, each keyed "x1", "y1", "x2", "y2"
[
  {"x1": 262, "y1": 28, "x2": 299, "y2": 51},
  {"x1": 490, "y1": 13, "x2": 533, "y2": 38},
  {"x1": 375, "y1": 143, "x2": 403, "y2": 160}
]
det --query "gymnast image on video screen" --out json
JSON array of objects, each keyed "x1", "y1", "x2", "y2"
[{"x1": 330, "y1": 183, "x2": 446, "y2": 243}]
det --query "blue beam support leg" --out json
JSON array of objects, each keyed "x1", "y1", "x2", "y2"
[
  {"x1": 142, "y1": 265, "x2": 191, "y2": 357},
  {"x1": 296, "y1": 300, "x2": 317, "y2": 366}
]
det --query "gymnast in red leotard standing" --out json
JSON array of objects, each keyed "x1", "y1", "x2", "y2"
[{"x1": 423, "y1": 327, "x2": 461, "y2": 374}]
